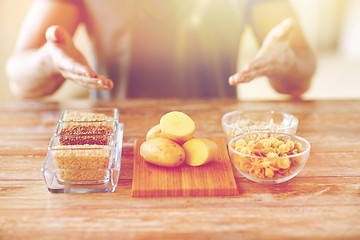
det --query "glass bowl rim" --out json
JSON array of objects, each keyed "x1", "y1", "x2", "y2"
[
  {"x1": 221, "y1": 110, "x2": 299, "y2": 132},
  {"x1": 227, "y1": 131, "x2": 311, "y2": 159}
]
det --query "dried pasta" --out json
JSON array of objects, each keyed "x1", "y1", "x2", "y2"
[{"x1": 230, "y1": 135, "x2": 305, "y2": 179}]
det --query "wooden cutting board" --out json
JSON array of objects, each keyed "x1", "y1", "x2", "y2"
[{"x1": 131, "y1": 138, "x2": 239, "y2": 197}]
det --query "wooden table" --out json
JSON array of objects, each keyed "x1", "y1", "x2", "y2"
[{"x1": 0, "y1": 99, "x2": 359, "y2": 240}]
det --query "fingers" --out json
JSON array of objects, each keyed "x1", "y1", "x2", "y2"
[
  {"x1": 229, "y1": 51, "x2": 291, "y2": 85},
  {"x1": 47, "y1": 25, "x2": 96, "y2": 84},
  {"x1": 46, "y1": 25, "x2": 61, "y2": 43},
  {"x1": 229, "y1": 18, "x2": 297, "y2": 86},
  {"x1": 265, "y1": 18, "x2": 295, "y2": 45},
  {"x1": 45, "y1": 26, "x2": 113, "y2": 90},
  {"x1": 228, "y1": 73, "x2": 240, "y2": 85},
  {"x1": 229, "y1": 62, "x2": 263, "y2": 85},
  {"x1": 58, "y1": 59, "x2": 96, "y2": 78},
  {"x1": 45, "y1": 25, "x2": 72, "y2": 45},
  {"x1": 276, "y1": 18, "x2": 295, "y2": 41},
  {"x1": 61, "y1": 71, "x2": 114, "y2": 90}
]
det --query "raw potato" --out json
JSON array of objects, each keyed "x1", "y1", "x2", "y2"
[
  {"x1": 182, "y1": 138, "x2": 218, "y2": 166},
  {"x1": 160, "y1": 111, "x2": 195, "y2": 144},
  {"x1": 140, "y1": 138, "x2": 185, "y2": 167},
  {"x1": 146, "y1": 124, "x2": 166, "y2": 140}
]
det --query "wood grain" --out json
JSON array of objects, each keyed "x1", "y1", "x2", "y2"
[
  {"x1": 0, "y1": 99, "x2": 359, "y2": 240},
  {"x1": 1, "y1": 206, "x2": 359, "y2": 240},
  {"x1": 131, "y1": 138, "x2": 239, "y2": 197}
]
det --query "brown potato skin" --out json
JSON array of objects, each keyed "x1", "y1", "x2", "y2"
[
  {"x1": 140, "y1": 138, "x2": 185, "y2": 167},
  {"x1": 146, "y1": 124, "x2": 166, "y2": 140}
]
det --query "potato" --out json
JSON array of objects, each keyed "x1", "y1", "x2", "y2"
[
  {"x1": 182, "y1": 138, "x2": 218, "y2": 166},
  {"x1": 160, "y1": 111, "x2": 195, "y2": 144},
  {"x1": 140, "y1": 138, "x2": 185, "y2": 167},
  {"x1": 146, "y1": 124, "x2": 166, "y2": 140}
]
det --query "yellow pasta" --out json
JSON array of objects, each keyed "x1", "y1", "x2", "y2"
[
  {"x1": 235, "y1": 138, "x2": 247, "y2": 147},
  {"x1": 265, "y1": 167, "x2": 274, "y2": 178},
  {"x1": 231, "y1": 135, "x2": 305, "y2": 179},
  {"x1": 277, "y1": 158, "x2": 291, "y2": 169}
]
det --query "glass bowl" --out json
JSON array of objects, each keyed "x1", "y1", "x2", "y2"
[
  {"x1": 222, "y1": 110, "x2": 298, "y2": 143},
  {"x1": 228, "y1": 132, "x2": 310, "y2": 184}
]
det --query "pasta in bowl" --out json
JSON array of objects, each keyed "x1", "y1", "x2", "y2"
[{"x1": 228, "y1": 132, "x2": 310, "y2": 184}]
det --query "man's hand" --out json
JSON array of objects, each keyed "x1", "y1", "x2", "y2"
[
  {"x1": 229, "y1": 18, "x2": 296, "y2": 86},
  {"x1": 46, "y1": 25, "x2": 113, "y2": 90}
]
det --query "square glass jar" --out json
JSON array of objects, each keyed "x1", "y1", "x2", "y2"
[
  {"x1": 42, "y1": 122, "x2": 123, "y2": 193},
  {"x1": 60, "y1": 108, "x2": 119, "y2": 122},
  {"x1": 54, "y1": 121, "x2": 118, "y2": 145}
]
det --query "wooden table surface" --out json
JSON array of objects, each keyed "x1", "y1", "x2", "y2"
[{"x1": 0, "y1": 99, "x2": 359, "y2": 240}]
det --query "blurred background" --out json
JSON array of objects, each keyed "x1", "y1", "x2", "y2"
[{"x1": 0, "y1": 0, "x2": 359, "y2": 101}]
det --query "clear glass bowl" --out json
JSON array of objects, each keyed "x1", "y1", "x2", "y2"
[
  {"x1": 42, "y1": 111, "x2": 123, "y2": 193},
  {"x1": 228, "y1": 132, "x2": 310, "y2": 184},
  {"x1": 222, "y1": 110, "x2": 298, "y2": 143}
]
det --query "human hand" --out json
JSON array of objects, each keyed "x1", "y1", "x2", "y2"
[
  {"x1": 45, "y1": 25, "x2": 113, "y2": 90},
  {"x1": 229, "y1": 18, "x2": 297, "y2": 85}
]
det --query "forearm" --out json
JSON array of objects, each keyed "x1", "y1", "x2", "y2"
[{"x1": 6, "y1": 43, "x2": 65, "y2": 98}]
